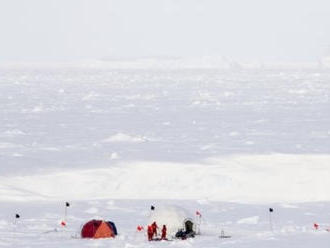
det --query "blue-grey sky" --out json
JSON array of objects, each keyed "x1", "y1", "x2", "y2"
[{"x1": 0, "y1": 0, "x2": 330, "y2": 62}]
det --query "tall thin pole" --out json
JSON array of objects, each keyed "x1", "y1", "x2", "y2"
[
  {"x1": 269, "y1": 208, "x2": 273, "y2": 232},
  {"x1": 62, "y1": 202, "x2": 70, "y2": 226},
  {"x1": 14, "y1": 214, "x2": 20, "y2": 225}
]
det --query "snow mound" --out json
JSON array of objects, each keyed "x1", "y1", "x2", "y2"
[
  {"x1": 149, "y1": 205, "x2": 194, "y2": 235},
  {"x1": 102, "y1": 133, "x2": 148, "y2": 143},
  {"x1": 1, "y1": 154, "x2": 330, "y2": 203},
  {"x1": 1, "y1": 129, "x2": 26, "y2": 137},
  {"x1": 237, "y1": 216, "x2": 259, "y2": 225}
]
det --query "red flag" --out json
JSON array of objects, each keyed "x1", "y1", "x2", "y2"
[
  {"x1": 137, "y1": 225, "x2": 144, "y2": 231},
  {"x1": 61, "y1": 221, "x2": 66, "y2": 227},
  {"x1": 314, "y1": 223, "x2": 319, "y2": 230},
  {"x1": 196, "y1": 211, "x2": 202, "y2": 217}
]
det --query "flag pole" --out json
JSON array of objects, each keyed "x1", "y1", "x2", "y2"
[
  {"x1": 14, "y1": 213, "x2": 20, "y2": 225},
  {"x1": 269, "y1": 208, "x2": 273, "y2": 232},
  {"x1": 62, "y1": 202, "x2": 70, "y2": 227}
]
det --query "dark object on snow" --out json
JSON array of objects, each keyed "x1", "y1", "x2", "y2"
[
  {"x1": 151, "y1": 205, "x2": 155, "y2": 211},
  {"x1": 66, "y1": 202, "x2": 70, "y2": 207},
  {"x1": 81, "y1": 220, "x2": 117, "y2": 239},
  {"x1": 107, "y1": 221, "x2": 118, "y2": 235},
  {"x1": 175, "y1": 229, "x2": 195, "y2": 239},
  {"x1": 185, "y1": 220, "x2": 194, "y2": 233},
  {"x1": 175, "y1": 230, "x2": 185, "y2": 239},
  {"x1": 15, "y1": 214, "x2": 20, "y2": 219},
  {"x1": 219, "y1": 230, "x2": 231, "y2": 239},
  {"x1": 269, "y1": 208, "x2": 273, "y2": 212}
]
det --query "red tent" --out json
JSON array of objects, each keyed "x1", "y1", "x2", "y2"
[{"x1": 81, "y1": 220, "x2": 117, "y2": 239}]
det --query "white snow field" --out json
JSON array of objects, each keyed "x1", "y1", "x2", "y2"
[{"x1": 1, "y1": 62, "x2": 330, "y2": 247}]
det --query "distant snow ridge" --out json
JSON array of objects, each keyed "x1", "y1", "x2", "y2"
[
  {"x1": 1, "y1": 154, "x2": 330, "y2": 203},
  {"x1": 102, "y1": 133, "x2": 148, "y2": 143}
]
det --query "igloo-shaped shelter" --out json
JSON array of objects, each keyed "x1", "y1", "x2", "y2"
[{"x1": 148, "y1": 205, "x2": 197, "y2": 236}]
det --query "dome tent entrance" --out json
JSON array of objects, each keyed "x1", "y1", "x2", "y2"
[{"x1": 185, "y1": 219, "x2": 194, "y2": 233}]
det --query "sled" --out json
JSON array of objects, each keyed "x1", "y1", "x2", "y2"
[
  {"x1": 219, "y1": 235, "x2": 231, "y2": 239},
  {"x1": 219, "y1": 230, "x2": 231, "y2": 239},
  {"x1": 150, "y1": 238, "x2": 173, "y2": 242}
]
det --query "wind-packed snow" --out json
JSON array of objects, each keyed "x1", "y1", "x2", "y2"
[
  {"x1": 0, "y1": 63, "x2": 330, "y2": 247},
  {"x1": 1, "y1": 155, "x2": 330, "y2": 203}
]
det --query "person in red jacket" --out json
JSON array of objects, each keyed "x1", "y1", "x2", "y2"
[
  {"x1": 161, "y1": 225, "x2": 167, "y2": 240},
  {"x1": 151, "y1": 221, "x2": 158, "y2": 238},
  {"x1": 147, "y1": 225, "x2": 154, "y2": 241}
]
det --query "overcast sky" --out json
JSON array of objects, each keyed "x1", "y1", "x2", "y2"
[{"x1": 0, "y1": 0, "x2": 330, "y2": 62}]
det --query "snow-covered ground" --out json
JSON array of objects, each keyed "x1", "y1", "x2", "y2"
[
  {"x1": 1, "y1": 199, "x2": 330, "y2": 248},
  {"x1": 0, "y1": 63, "x2": 330, "y2": 247}
]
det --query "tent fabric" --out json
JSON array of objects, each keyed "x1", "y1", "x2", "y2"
[
  {"x1": 107, "y1": 221, "x2": 118, "y2": 235},
  {"x1": 94, "y1": 221, "x2": 112, "y2": 238},
  {"x1": 81, "y1": 220, "x2": 102, "y2": 238},
  {"x1": 81, "y1": 220, "x2": 116, "y2": 239}
]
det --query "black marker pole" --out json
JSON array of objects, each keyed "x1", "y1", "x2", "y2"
[
  {"x1": 64, "y1": 202, "x2": 70, "y2": 222},
  {"x1": 14, "y1": 213, "x2": 20, "y2": 225},
  {"x1": 269, "y1": 208, "x2": 273, "y2": 232}
]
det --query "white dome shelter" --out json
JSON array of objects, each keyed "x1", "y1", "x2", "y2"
[{"x1": 148, "y1": 205, "x2": 197, "y2": 236}]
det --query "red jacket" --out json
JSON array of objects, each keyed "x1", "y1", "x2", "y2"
[
  {"x1": 151, "y1": 222, "x2": 158, "y2": 235},
  {"x1": 161, "y1": 225, "x2": 167, "y2": 239}
]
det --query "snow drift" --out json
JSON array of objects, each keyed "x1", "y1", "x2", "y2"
[{"x1": 1, "y1": 154, "x2": 329, "y2": 203}]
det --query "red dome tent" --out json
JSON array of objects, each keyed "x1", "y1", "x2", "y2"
[{"x1": 81, "y1": 220, "x2": 117, "y2": 239}]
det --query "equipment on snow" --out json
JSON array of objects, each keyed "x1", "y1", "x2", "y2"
[
  {"x1": 219, "y1": 229, "x2": 231, "y2": 239},
  {"x1": 175, "y1": 229, "x2": 195, "y2": 239}
]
